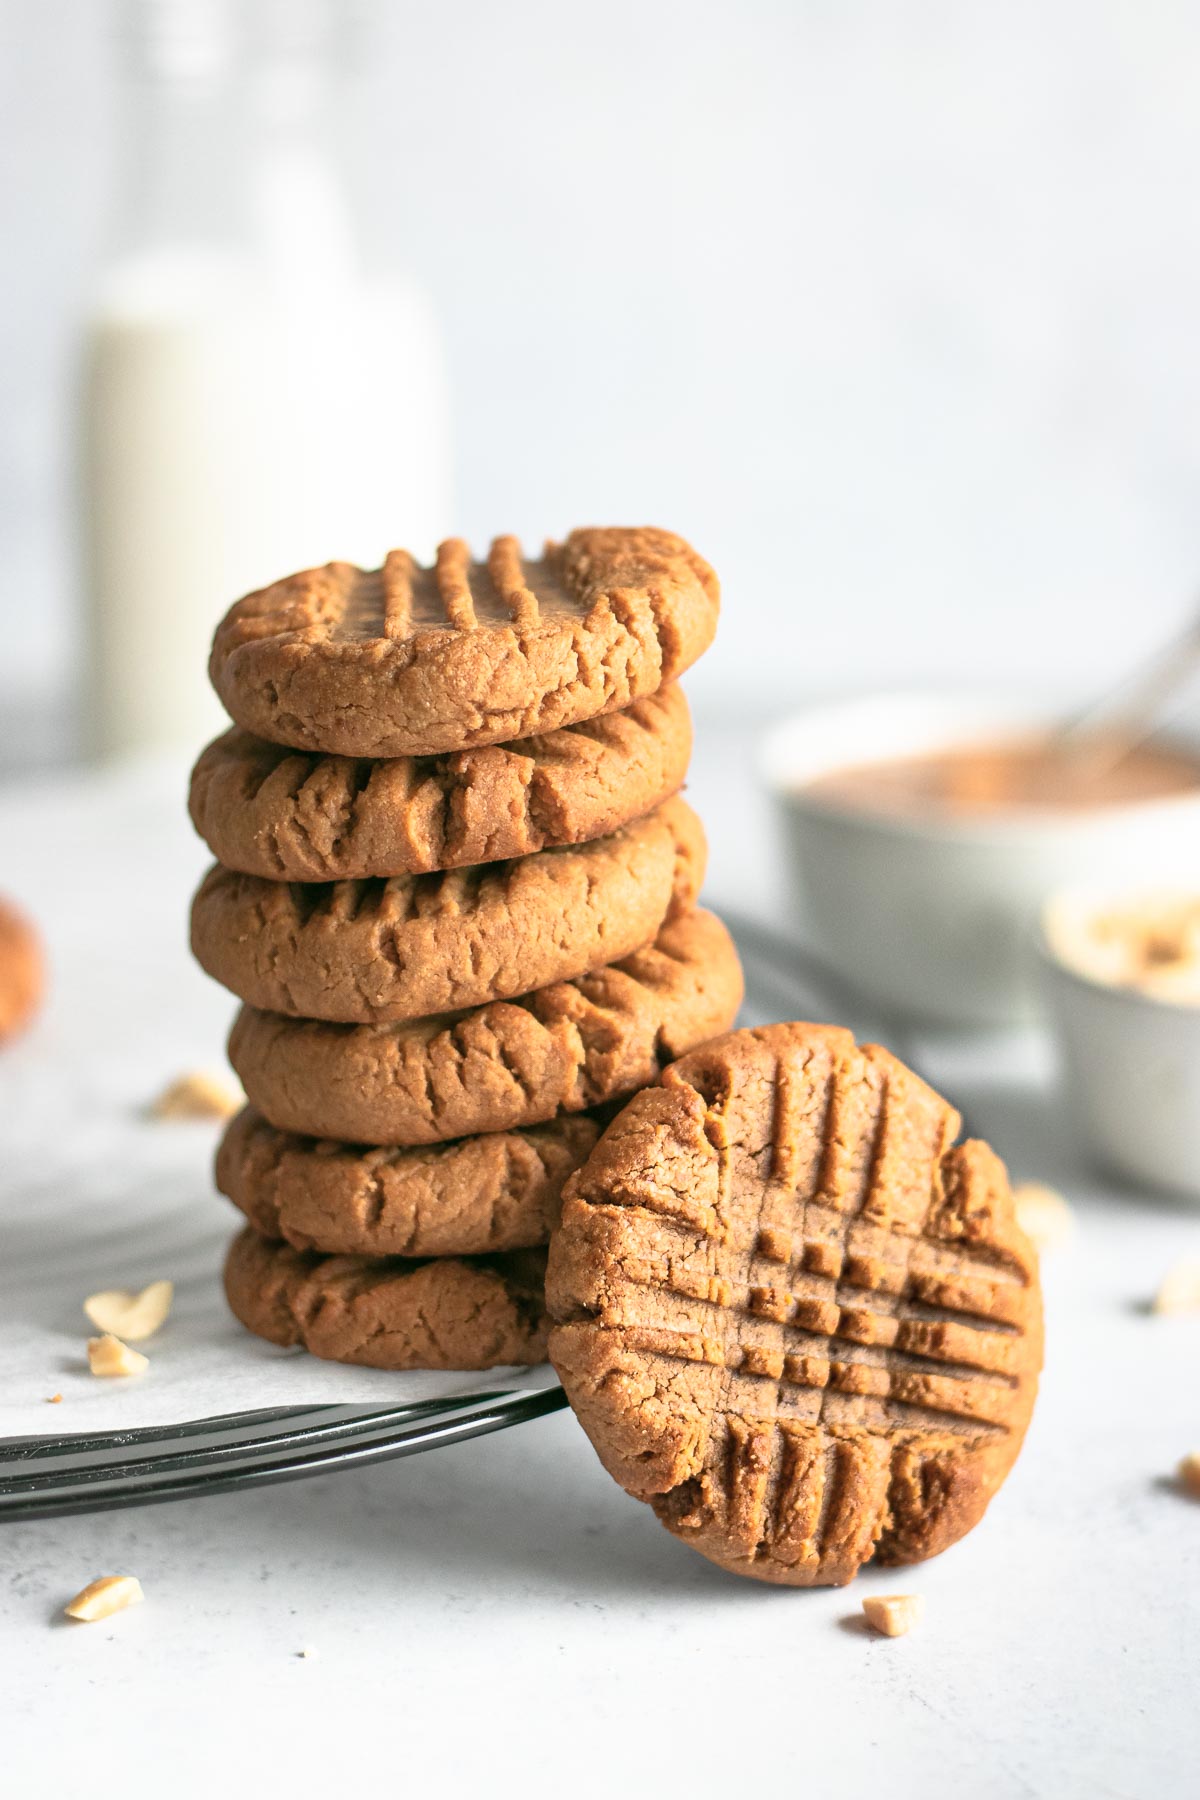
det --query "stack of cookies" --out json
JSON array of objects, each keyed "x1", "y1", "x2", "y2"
[{"x1": 189, "y1": 527, "x2": 744, "y2": 1374}]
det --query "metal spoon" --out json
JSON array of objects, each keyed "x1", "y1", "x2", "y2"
[{"x1": 1049, "y1": 605, "x2": 1200, "y2": 777}]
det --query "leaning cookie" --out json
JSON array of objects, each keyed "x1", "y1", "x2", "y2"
[
  {"x1": 217, "y1": 1106, "x2": 602, "y2": 1257},
  {"x1": 228, "y1": 908, "x2": 744, "y2": 1147},
  {"x1": 224, "y1": 1227, "x2": 549, "y2": 1370},
  {"x1": 191, "y1": 796, "x2": 706, "y2": 1024},
  {"x1": 0, "y1": 897, "x2": 43, "y2": 1043},
  {"x1": 546, "y1": 1023, "x2": 1043, "y2": 1587},
  {"x1": 208, "y1": 528, "x2": 719, "y2": 758},
  {"x1": 188, "y1": 686, "x2": 693, "y2": 882}
]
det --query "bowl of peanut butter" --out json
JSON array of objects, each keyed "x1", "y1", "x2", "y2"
[
  {"x1": 762, "y1": 693, "x2": 1200, "y2": 1025},
  {"x1": 1037, "y1": 890, "x2": 1200, "y2": 1195}
]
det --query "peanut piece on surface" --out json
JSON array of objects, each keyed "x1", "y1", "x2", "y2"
[
  {"x1": 1153, "y1": 1260, "x2": 1200, "y2": 1315},
  {"x1": 1178, "y1": 1452, "x2": 1200, "y2": 1498},
  {"x1": 87, "y1": 1334, "x2": 149, "y2": 1378},
  {"x1": 84, "y1": 1279, "x2": 174, "y2": 1341},
  {"x1": 148, "y1": 1072, "x2": 241, "y2": 1121},
  {"x1": 862, "y1": 1594, "x2": 925, "y2": 1637},
  {"x1": 1013, "y1": 1182, "x2": 1074, "y2": 1252},
  {"x1": 64, "y1": 1575, "x2": 144, "y2": 1622}
]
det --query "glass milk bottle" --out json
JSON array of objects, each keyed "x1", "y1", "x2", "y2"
[{"x1": 80, "y1": 0, "x2": 451, "y2": 758}]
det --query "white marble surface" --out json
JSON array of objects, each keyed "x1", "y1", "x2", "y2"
[{"x1": 2, "y1": 727, "x2": 1199, "y2": 1798}]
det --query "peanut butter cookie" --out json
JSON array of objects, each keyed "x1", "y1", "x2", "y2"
[
  {"x1": 546, "y1": 1023, "x2": 1043, "y2": 1587},
  {"x1": 191, "y1": 797, "x2": 706, "y2": 1024},
  {"x1": 208, "y1": 528, "x2": 718, "y2": 757},
  {"x1": 228, "y1": 908, "x2": 744, "y2": 1147},
  {"x1": 224, "y1": 1227, "x2": 548, "y2": 1370},
  {"x1": 217, "y1": 1106, "x2": 601, "y2": 1257},
  {"x1": 189, "y1": 686, "x2": 692, "y2": 881}
]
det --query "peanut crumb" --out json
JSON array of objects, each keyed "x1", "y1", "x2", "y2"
[
  {"x1": 862, "y1": 1593, "x2": 924, "y2": 1637},
  {"x1": 1013, "y1": 1181, "x2": 1075, "y2": 1251},
  {"x1": 46, "y1": 1393, "x2": 62, "y2": 1404},
  {"x1": 84, "y1": 1279, "x2": 174, "y2": 1342},
  {"x1": 148, "y1": 1072, "x2": 241, "y2": 1121},
  {"x1": 64, "y1": 1575, "x2": 144, "y2": 1623},
  {"x1": 87, "y1": 1334, "x2": 149, "y2": 1378},
  {"x1": 297, "y1": 1647, "x2": 318, "y2": 1660},
  {"x1": 1178, "y1": 1452, "x2": 1200, "y2": 1498},
  {"x1": 1153, "y1": 1260, "x2": 1200, "y2": 1316}
]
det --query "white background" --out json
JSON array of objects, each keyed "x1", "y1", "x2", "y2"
[
  {"x1": 4, "y1": 13, "x2": 1200, "y2": 1790},
  {"x1": 5, "y1": 0, "x2": 1200, "y2": 731}
]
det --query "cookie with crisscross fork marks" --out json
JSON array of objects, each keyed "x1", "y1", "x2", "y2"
[
  {"x1": 190, "y1": 795, "x2": 705, "y2": 1024},
  {"x1": 227, "y1": 908, "x2": 744, "y2": 1147},
  {"x1": 546, "y1": 1023, "x2": 1042, "y2": 1586},
  {"x1": 224, "y1": 1229, "x2": 549, "y2": 1370},
  {"x1": 188, "y1": 686, "x2": 693, "y2": 882},
  {"x1": 209, "y1": 528, "x2": 719, "y2": 758},
  {"x1": 217, "y1": 1105, "x2": 601, "y2": 1257}
]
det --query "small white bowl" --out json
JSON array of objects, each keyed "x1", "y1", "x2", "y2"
[
  {"x1": 1035, "y1": 892, "x2": 1200, "y2": 1197},
  {"x1": 761, "y1": 692, "x2": 1200, "y2": 1026}
]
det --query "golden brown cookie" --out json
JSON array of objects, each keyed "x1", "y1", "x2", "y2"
[
  {"x1": 228, "y1": 908, "x2": 744, "y2": 1147},
  {"x1": 217, "y1": 1105, "x2": 601, "y2": 1256},
  {"x1": 546, "y1": 1023, "x2": 1043, "y2": 1587},
  {"x1": 188, "y1": 686, "x2": 693, "y2": 881},
  {"x1": 190, "y1": 796, "x2": 706, "y2": 1024},
  {"x1": 208, "y1": 528, "x2": 719, "y2": 757},
  {"x1": 224, "y1": 1227, "x2": 548, "y2": 1370},
  {"x1": 0, "y1": 896, "x2": 43, "y2": 1043}
]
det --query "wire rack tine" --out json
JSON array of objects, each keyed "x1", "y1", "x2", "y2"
[
  {"x1": 0, "y1": 1396, "x2": 481, "y2": 1464},
  {"x1": 0, "y1": 1405, "x2": 314, "y2": 1463},
  {"x1": 0, "y1": 1389, "x2": 569, "y2": 1521},
  {"x1": 1, "y1": 1396, "x2": 510, "y2": 1497}
]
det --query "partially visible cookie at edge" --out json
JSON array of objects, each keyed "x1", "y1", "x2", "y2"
[
  {"x1": 188, "y1": 686, "x2": 693, "y2": 881},
  {"x1": 224, "y1": 1227, "x2": 549, "y2": 1370},
  {"x1": 217, "y1": 1105, "x2": 602, "y2": 1257},
  {"x1": 208, "y1": 527, "x2": 719, "y2": 758},
  {"x1": 227, "y1": 907, "x2": 745, "y2": 1147},
  {"x1": 546, "y1": 1022, "x2": 1043, "y2": 1587},
  {"x1": 0, "y1": 896, "x2": 43, "y2": 1043}
]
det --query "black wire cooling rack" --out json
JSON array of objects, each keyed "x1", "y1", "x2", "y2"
[
  {"x1": 0, "y1": 1392, "x2": 570, "y2": 1522},
  {"x1": 0, "y1": 912, "x2": 903, "y2": 1523}
]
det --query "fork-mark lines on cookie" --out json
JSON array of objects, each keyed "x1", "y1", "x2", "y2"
[
  {"x1": 223, "y1": 686, "x2": 688, "y2": 829},
  {"x1": 339, "y1": 537, "x2": 554, "y2": 640},
  {"x1": 587, "y1": 1046, "x2": 1034, "y2": 1440},
  {"x1": 265, "y1": 860, "x2": 580, "y2": 933}
]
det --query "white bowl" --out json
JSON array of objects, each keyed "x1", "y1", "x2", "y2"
[
  {"x1": 761, "y1": 692, "x2": 1200, "y2": 1026},
  {"x1": 1035, "y1": 894, "x2": 1200, "y2": 1197}
]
